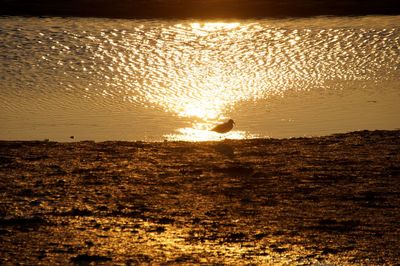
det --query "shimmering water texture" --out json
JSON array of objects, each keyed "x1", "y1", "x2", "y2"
[{"x1": 0, "y1": 16, "x2": 399, "y2": 141}]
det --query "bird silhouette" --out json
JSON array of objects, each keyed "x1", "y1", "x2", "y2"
[{"x1": 211, "y1": 119, "x2": 235, "y2": 134}]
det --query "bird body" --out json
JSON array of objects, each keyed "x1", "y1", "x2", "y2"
[{"x1": 211, "y1": 119, "x2": 235, "y2": 134}]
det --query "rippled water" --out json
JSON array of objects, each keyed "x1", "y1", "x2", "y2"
[{"x1": 0, "y1": 16, "x2": 399, "y2": 141}]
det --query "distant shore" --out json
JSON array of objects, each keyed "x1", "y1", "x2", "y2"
[
  {"x1": 2, "y1": 0, "x2": 400, "y2": 19},
  {"x1": 1, "y1": 130, "x2": 399, "y2": 264}
]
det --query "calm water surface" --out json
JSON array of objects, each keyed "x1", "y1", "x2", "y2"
[{"x1": 0, "y1": 16, "x2": 399, "y2": 141}]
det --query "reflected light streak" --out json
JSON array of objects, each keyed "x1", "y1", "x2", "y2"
[
  {"x1": 165, "y1": 122, "x2": 258, "y2": 141},
  {"x1": 191, "y1": 22, "x2": 241, "y2": 32},
  {"x1": 159, "y1": 22, "x2": 250, "y2": 140}
]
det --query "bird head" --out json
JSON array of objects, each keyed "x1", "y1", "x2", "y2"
[{"x1": 228, "y1": 119, "x2": 235, "y2": 125}]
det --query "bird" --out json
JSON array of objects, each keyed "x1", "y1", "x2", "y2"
[{"x1": 211, "y1": 119, "x2": 235, "y2": 134}]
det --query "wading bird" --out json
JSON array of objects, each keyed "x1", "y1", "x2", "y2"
[{"x1": 211, "y1": 119, "x2": 235, "y2": 134}]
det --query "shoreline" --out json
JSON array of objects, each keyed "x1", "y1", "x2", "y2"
[
  {"x1": 1, "y1": 129, "x2": 399, "y2": 144},
  {"x1": 0, "y1": 129, "x2": 400, "y2": 145},
  {"x1": 1, "y1": 129, "x2": 399, "y2": 264}
]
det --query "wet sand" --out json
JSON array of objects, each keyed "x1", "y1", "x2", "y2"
[{"x1": 0, "y1": 130, "x2": 399, "y2": 265}]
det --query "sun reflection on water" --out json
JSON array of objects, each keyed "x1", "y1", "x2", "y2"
[
  {"x1": 165, "y1": 122, "x2": 257, "y2": 142},
  {"x1": 190, "y1": 22, "x2": 241, "y2": 32},
  {"x1": 157, "y1": 22, "x2": 254, "y2": 141}
]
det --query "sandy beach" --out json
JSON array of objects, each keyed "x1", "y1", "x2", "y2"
[{"x1": 0, "y1": 130, "x2": 399, "y2": 265}]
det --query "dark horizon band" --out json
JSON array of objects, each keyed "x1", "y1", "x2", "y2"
[{"x1": 2, "y1": 0, "x2": 400, "y2": 19}]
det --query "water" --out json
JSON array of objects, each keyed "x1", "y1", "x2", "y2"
[{"x1": 0, "y1": 16, "x2": 399, "y2": 141}]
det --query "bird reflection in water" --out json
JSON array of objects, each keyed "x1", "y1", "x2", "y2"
[{"x1": 214, "y1": 142, "x2": 235, "y2": 158}]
